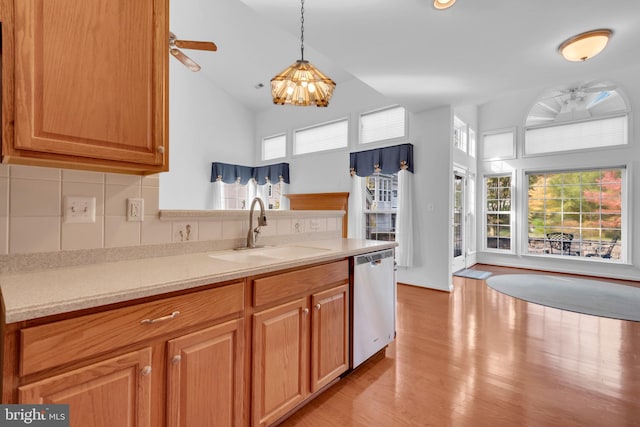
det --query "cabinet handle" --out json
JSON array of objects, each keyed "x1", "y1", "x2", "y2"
[
  {"x1": 172, "y1": 355, "x2": 182, "y2": 365},
  {"x1": 141, "y1": 366, "x2": 152, "y2": 377},
  {"x1": 157, "y1": 146, "x2": 165, "y2": 154},
  {"x1": 303, "y1": 308, "x2": 309, "y2": 315},
  {"x1": 141, "y1": 311, "x2": 180, "y2": 324},
  {"x1": 315, "y1": 303, "x2": 321, "y2": 310}
]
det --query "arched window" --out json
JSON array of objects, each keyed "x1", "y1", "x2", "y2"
[{"x1": 524, "y1": 80, "x2": 629, "y2": 156}]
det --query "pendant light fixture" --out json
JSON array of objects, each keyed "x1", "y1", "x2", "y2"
[
  {"x1": 271, "y1": 0, "x2": 336, "y2": 107},
  {"x1": 558, "y1": 29, "x2": 613, "y2": 62}
]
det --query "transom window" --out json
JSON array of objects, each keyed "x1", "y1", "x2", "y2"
[
  {"x1": 262, "y1": 134, "x2": 286, "y2": 161},
  {"x1": 526, "y1": 168, "x2": 623, "y2": 260},
  {"x1": 359, "y1": 106, "x2": 406, "y2": 145},
  {"x1": 294, "y1": 119, "x2": 348, "y2": 155}
]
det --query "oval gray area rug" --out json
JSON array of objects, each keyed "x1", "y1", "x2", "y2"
[{"x1": 486, "y1": 274, "x2": 640, "y2": 322}]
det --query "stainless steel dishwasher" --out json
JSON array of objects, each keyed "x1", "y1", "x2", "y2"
[{"x1": 352, "y1": 248, "x2": 396, "y2": 368}]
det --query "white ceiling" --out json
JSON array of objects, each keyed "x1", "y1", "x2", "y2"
[{"x1": 171, "y1": 0, "x2": 640, "y2": 113}]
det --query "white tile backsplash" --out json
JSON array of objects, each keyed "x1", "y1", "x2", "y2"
[
  {"x1": 105, "y1": 216, "x2": 141, "y2": 248},
  {"x1": 10, "y1": 165, "x2": 61, "y2": 181},
  {"x1": 141, "y1": 217, "x2": 172, "y2": 245},
  {"x1": 0, "y1": 165, "x2": 343, "y2": 256},
  {"x1": 10, "y1": 179, "x2": 60, "y2": 217},
  {"x1": 199, "y1": 221, "x2": 223, "y2": 241},
  {"x1": 0, "y1": 217, "x2": 7, "y2": 254},
  {"x1": 10, "y1": 216, "x2": 61, "y2": 253},
  {"x1": 61, "y1": 219, "x2": 104, "y2": 250},
  {"x1": 105, "y1": 184, "x2": 141, "y2": 216},
  {"x1": 62, "y1": 169, "x2": 104, "y2": 184}
]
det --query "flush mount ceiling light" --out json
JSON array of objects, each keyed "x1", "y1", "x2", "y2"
[
  {"x1": 433, "y1": 0, "x2": 456, "y2": 10},
  {"x1": 558, "y1": 29, "x2": 613, "y2": 62},
  {"x1": 271, "y1": 0, "x2": 336, "y2": 107}
]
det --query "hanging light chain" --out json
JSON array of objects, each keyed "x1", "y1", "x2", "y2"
[{"x1": 300, "y1": 0, "x2": 305, "y2": 60}]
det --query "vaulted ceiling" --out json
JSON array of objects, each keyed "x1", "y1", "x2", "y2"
[{"x1": 171, "y1": 0, "x2": 640, "y2": 113}]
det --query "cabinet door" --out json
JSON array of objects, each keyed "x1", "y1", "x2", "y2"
[
  {"x1": 252, "y1": 297, "x2": 309, "y2": 427},
  {"x1": 166, "y1": 318, "x2": 244, "y2": 427},
  {"x1": 12, "y1": 0, "x2": 168, "y2": 172},
  {"x1": 311, "y1": 284, "x2": 349, "y2": 392},
  {"x1": 18, "y1": 348, "x2": 152, "y2": 427}
]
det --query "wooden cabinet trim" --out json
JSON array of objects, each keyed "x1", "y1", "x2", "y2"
[
  {"x1": 18, "y1": 347, "x2": 153, "y2": 425},
  {"x1": 4, "y1": 0, "x2": 168, "y2": 174},
  {"x1": 167, "y1": 318, "x2": 244, "y2": 427},
  {"x1": 252, "y1": 297, "x2": 309, "y2": 427},
  {"x1": 253, "y1": 260, "x2": 348, "y2": 308}
]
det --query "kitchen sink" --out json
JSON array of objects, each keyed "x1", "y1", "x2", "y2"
[{"x1": 208, "y1": 245, "x2": 331, "y2": 263}]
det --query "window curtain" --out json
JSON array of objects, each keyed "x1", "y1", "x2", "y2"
[
  {"x1": 211, "y1": 178, "x2": 224, "y2": 210},
  {"x1": 348, "y1": 173, "x2": 366, "y2": 239},
  {"x1": 350, "y1": 143, "x2": 414, "y2": 267},
  {"x1": 279, "y1": 178, "x2": 290, "y2": 210},
  {"x1": 211, "y1": 162, "x2": 290, "y2": 210},
  {"x1": 396, "y1": 167, "x2": 414, "y2": 267}
]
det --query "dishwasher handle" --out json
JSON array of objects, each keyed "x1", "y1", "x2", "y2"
[{"x1": 355, "y1": 249, "x2": 394, "y2": 266}]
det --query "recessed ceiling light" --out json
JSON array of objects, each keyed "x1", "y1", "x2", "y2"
[
  {"x1": 558, "y1": 29, "x2": 613, "y2": 62},
  {"x1": 433, "y1": 0, "x2": 456, "y2": 10}
]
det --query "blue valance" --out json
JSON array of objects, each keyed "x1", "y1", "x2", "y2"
[
  {"x1": 211, "y1": 162, "x2": 290, "y2": 185},
  {"x1": 349, "y1": 143, "x2": 414, "y2": 177}
]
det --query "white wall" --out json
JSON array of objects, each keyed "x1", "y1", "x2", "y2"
[
  {"x1": 254, "y1": 80, "x2": 455, "y2": 291},
  {"x1": 399, "y1": 107, "x2": 454, "y2": 291},
  {"x1": 476, "y1": 65, "x2": 640, "y2": 280},
  {"x1": 159, "y1": 61, "x2": 256, "y2": 210},
  {"x1": 254, "y1": 79, "x2": 392, "y2": 194}
]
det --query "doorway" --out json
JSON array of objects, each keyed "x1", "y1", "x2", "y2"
[{"x1": 452, "y1": 172, "x2": 465, "y2": 273}]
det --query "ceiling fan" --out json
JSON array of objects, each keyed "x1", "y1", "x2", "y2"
[
  {"x1": 527, "y1": 81, "x2": 621, "y2": 126},
  {"x1": 169, "y1": 32, "x2": 217, "y2": 72}
]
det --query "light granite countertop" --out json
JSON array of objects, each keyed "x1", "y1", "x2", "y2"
[{"x1": 0, "y1": 238, "x2": 397, "y2": 323}]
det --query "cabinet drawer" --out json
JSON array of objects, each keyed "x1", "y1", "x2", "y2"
[
  {"x1": 253, "y1": 260, "x2": 348, "y2": 308},
  {"x1": 20, "y1": 282, "x2": 244, "y2": 377}
]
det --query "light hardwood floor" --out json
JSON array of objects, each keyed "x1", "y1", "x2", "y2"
[{"x1": 280, "y1": 266, "x2": 640, "y2": 426}]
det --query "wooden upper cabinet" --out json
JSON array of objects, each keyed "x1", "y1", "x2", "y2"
[{"x1": 4, "y1": 0, "x2": 168, "y2": 174}]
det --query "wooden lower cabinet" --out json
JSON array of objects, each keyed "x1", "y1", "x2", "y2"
[
  {"x1": 252, "y1": 283, "x2": 349, "y2": 427},
  {"x1": 167, "y1": 318, "x2": 244, "y2": 427},
  {"x1": 18, "y1": 348, "x2": 153, "y2": 427},
  {"x1": 310, "y1": 285, "x2": 349, "y2": 393},
  {"x1": 7, "y1": 282, "x2": 245, "y2": 427}
]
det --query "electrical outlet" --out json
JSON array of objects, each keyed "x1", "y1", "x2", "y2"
[
  {"x1": 64, "y1": 196, "x2": 96, "y2": 223},
  {"x1": 127, "y1": 198, "x2": 144, "y2": 222}
]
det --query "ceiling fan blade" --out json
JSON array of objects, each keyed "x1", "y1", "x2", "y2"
[
  {"x1": 170, "y1": 48, "x2": 201, "y2": 72},
  {"x1": 581, "y1": 85, "x2": 617, "y2": 93},
  {"x1": 175, "y1": 40, "x2": 218, "y2": 52}
]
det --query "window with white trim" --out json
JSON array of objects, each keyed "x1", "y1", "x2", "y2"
[
  {"x1": 220, "y1": 180, "x2": 249, "y2": 210},
  {"x1": 453, "y1": 116, "x2": 467, "y2": 153},
  {"x1": 484, "y1": 175, "x2": 513, "y2": 251},
  {"x1": 469, "y1": 128, "x2": 476, "y2": 158},
  {"x1": 262, "y1": 134, "x2": 286, "y2": 161},
  {"x1": 359, "y1": 106, "x2": 406, "y2": 145},
  {"x1": 294, "y1": 119, "x2": 348, "y2": 155},
  {"x1": 364, "y1": 173, "x2": 398, "y2": 241},
  {"x1": 526, "y1": 168, "x2": 623, "y2": 260}
]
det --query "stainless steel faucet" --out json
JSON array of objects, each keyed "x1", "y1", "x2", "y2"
[{"x1": 246, "y1": 197, "x2": 268, "y2": 248}]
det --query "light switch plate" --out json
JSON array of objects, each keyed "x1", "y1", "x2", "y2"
[{"x1": 64, "y1": 196, "x2": 96, "y2": 223}]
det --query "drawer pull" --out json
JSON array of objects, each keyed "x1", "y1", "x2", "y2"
[
  {"x1": 141, "y1": 311, "x2": 180, "y2": 325},
  {"x1": 141, "y1": 366, "x2": 152, "y2": 377}
]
